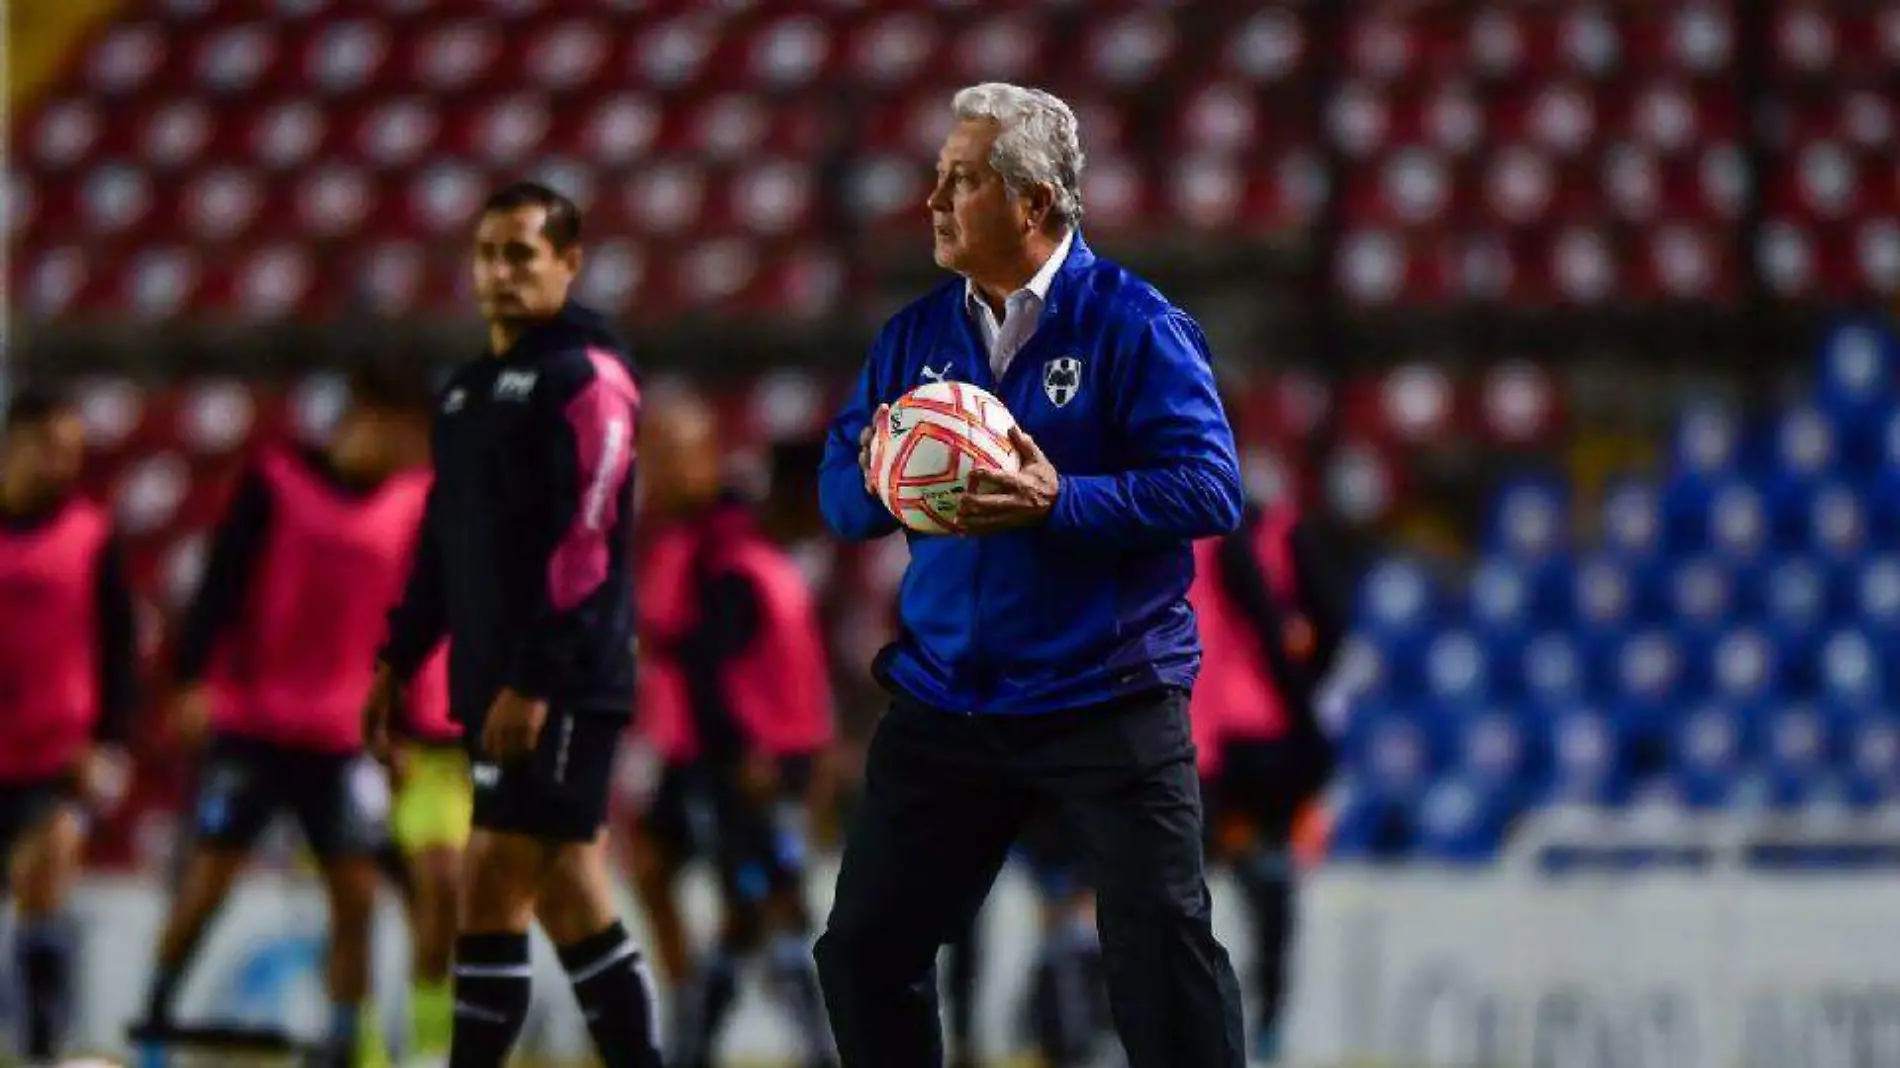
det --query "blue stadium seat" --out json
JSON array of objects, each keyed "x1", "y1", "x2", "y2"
[
  {"x1": 1811, "y1": 319, "x2": 1899, "y2": 472},
  {"x1": 1659, "y1": 404, "x2": 1744, "y2": 553},
  {"x1": 1412, "y1": 776, "x2": 1514, "y2": 864},
  {"x1": 1706, "y1": 479, "x2": 1772, "y2": 566},
  {"x1": 1804, "y1": 481, "x2": 1869, "y2": 563},
  {"x1": 1815, "y1": 628, "x2": 1883, "y2": 708},
  {"x1": 1484, "y1": 475, "x2": 1569, "y2": 562},
  {"x1": 1663, "y1": 556, "x2": 1736, "y2": 641},
  {"x1": 1835, "y1": 707, "x2": 1900, "y2": 808},
  {"x1": 1423, "y1": 629, "x2": 1489, "y2": 709},
  {"x1": 1467, "y1": 557, "x2": 1532, "y2": 636},
  {"x1": 1665, "y1": 704, "x2": 1748, "y2": 811},
  {"x1": 1610, "y1": 629, "x2": 1687, "y2": 713},
  {"x1": 1746, "y1": 556, "x2": 1836, "y2": 635},
  {"x1": 1569, "y1": 555, "x2": 1640, "y2": 639},
  {"x1": 1543, "y1": 706, "x2": 1632, "y2": 807},
  {"x1": 1325, "y1": 777, "x2": 1413, "y2": 861},
  {"x1": 1599, "y1": 478, "x2": 1663, "y2": 563},
  {"x1": 1768, "y1": 404, "x2": 1839, "y2": 480},
  {"x1": 1703, "y1": 626, "x2": 1785, "y2": 706},
  {"x1": 1517, "y1": 632, "x2": 1586, "y2": 708},
  {"x1": 1853, "y1": 556, "x2": 1900, "y2": 636},
  {"x1": 1327, "y1": 636, "x2": 1393, "y2": 706},
  {"x1": 1346, "y1": 706, "x2": 1435, "y2": 807},
  {"x1": 1760, "y1": 702, "x2": 1835, "y2": 811},
  {"x1": 1353, "y1": 559, "x2": 1440, "y2": 694},
  {"x1": 1871, "y1": 427, "x2": 1900, "y2": 540},
  {"x1": 1450, "y1": 706, "x2": 1535, "y2": 803}
]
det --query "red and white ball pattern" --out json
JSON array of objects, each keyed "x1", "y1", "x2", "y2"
[{"x1": 871, "y1": 381, "x2": 1019, "y2": 534}]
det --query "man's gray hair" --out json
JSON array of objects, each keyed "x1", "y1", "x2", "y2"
[{"x1": 952, "y1": 83, "x2": 1085, "y2": 230}]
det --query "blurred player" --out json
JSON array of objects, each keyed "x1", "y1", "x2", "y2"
[
  {"x1": 626, "y1": 389, "x2": 835, "y2": 1068},
  {"x1": 1013, "y1": 819, "x2": 1111, "y2": 1068},
  {"x1": 0, "y1": 386, "x2": 138, "y2": 1064},
  {"x1": 137, "y1": 366, "x2": 436, "y2": 1068},
  {"x1": 367, "y1": 182, "x2": 659, "y2": 1068},
  {"x1": 385, "y1": 638, "x2": 462, "y2": 1066},
  {"x1": 1189, "y1": 494, "x2": 1347, "y2": 1062}
]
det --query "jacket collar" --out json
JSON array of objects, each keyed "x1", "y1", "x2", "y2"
[{"x1": 497, "y1": 301, "x2": 628, "y2": 364}]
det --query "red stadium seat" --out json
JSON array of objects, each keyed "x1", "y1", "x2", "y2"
[
  {"x1": 846, "y1": 11, "x2": 940, "y2": 89},
  {"x1": 79, "y1": 164, "x2": 157, "y2": 238},
  {"x1": 1346, "y1": 9, "x2": 1421, "y2": 83},
  {"x1": 299, "y1": 18, "x2": 396, "y2": 95},
  {"x1": 1627, "y1": 4, "x2": 1736, "y2": 78},
  {"x1": 1220, "y1": 6, "x2": 1307, "y2": 83},
  {"x1": 405, "y1": 162, "x2": 489, "y2": 237},
  {"x1": 244, "y1": 99, "x2": 331, "y2": 171},
  {"x1": 180, "y1": 167, "x2": 269, "y2": 242},
  {"x1": 744, "y1": 14, "x2": 837, "y2": 89},
  {"x1": 631, "y1": 11, "x2": 723, "y2": 91},
  {"x1": 82, "y1": 23, "x2": 170, "y2": 98},
  {"x1": 623, "y1": 159, "x2": 709, "y2": 238},
  {"x1": 573, "y1": 239, "x2": 646, "y2": 315},
  {"x1": 347, "y1": 97, "x2": 442, "y2": 169},
  {"x1": 1329, "y1": 81, "x2": 1391, "y2": 159},
  {"x1": 355, "y1": 240, "x2": 431, "y2": 315},
  {"x1": 1337, "y1": 229, "x2": 1452, "y2": 306},
  {"x1": 1079, "y1": 9, "x2": 1178, "y2": 89},
  {"x1": 1479, "y1": 360, "x2": 1564, "y2": 447},
  {"x1": 24, "y1": 98, "x2": 105, "y2": 171},
  {"x1": 1546, "y1": 225, "x2": 1623, "y2": 305},
  {"x1": 1173, "y1": 82, "x2": 1259, "y2": 158},
  {"x1": 522, "y1": 19, "x2": 615, "y2": 94},
  {"x1": 18, "y1": 246, "x2": 88, "y2": 319},
  {"x1": 575, "y1": 94, "x2": 664, "y2": 166},
  {"x1": 1634, "y1": 223, "x2": 1738, "y2": 303},
  {"x1": 949, "y1": 13, "x2": 1046, "y2": 84},
  {"x1": 1078, "y1": 155, "x2": 1151, "y2": 237},
  {"x1": 730, "y1": 160, "x2": 815, "y2": 237},
  {"x1": 405, "y1": 18, "x2": 501, "y2": 94},
  {"x1": 191, "y1": 21, "x2": 278, "y2": 97}
]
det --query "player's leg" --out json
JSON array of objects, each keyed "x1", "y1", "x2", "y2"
[
  {"x1": 452, "y1": 825, "x2": 547, "y2": 1068},
  {"x1": 940, "y1": 911, "x2": 982, "y2": 1068},
  {"x1": 752, "y1": 757, "x2": 834, "y2": 1067},
  {"x1": 1218, "y1": 741, "x2": 1305, "y2": 1062},
  {"x1": 1062, "y1": 691, "x2": 1246, "y2": 1068},
  {"x1": 295, "y1": 752, "x2": 395, "y2": 1068},
  {"x1": 525, "y1": 712, "x2": 664, "y2": 1068},
  {"x1": 533, "y1": 832, "x2": 663, "y2": 1068},
  {"x1": 392, "y1": 745, "x2": 473, "y2": 1063},
  {"x1": 814, "y1": 697, "x2": 1033, "y2": 1067},
  {"x1": 7, "y1": 795, "x2": 85, "y2": 1061},
  {"x1": 142, "y1": 738, "x2": 279, "y2": 1028},
  {"x1": 1019, "y1": 822, "x2": 1109, "y2": 1068},
  {"x1": 624, "y1": 823, "x2": 694, "y2": 1061}
]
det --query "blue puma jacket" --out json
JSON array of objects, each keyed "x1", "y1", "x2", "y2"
[{"x1": 818, "y1": 233, "x2": 1243, "y2": 715}]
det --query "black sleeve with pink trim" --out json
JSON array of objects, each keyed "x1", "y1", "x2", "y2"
[{"x1": 507, "y1": 348, "x2": 642, "y2": 703}]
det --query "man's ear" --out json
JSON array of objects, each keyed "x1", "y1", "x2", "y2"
[
  {"x1": 560, "y1": 243, "x2": 584, "y2": 275},
  {"x1": 1023, "y1": 184, "x2": 1056, "y2": 233}
]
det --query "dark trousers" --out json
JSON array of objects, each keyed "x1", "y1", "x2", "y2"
[{"x1": 814, "y1": 687, "x2": 1246, "y2": 1068}]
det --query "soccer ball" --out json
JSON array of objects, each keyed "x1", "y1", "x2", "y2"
[{"x1": 871, "y1": 381, "x2": 1020, "y2": 534}]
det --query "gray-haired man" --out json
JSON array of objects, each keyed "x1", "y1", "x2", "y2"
[{"x1": 814, "y1": 83, "x2": 1248, "y2": 1068}]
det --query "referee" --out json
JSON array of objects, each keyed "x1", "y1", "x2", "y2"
[
  {"x1": 367, "y1": 182, "x2": 660, "y2": 1068},
  {"x1": 814, "y1": 84, "x2": 1248, "y2": 1068}
]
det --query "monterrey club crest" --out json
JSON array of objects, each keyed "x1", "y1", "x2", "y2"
[{"x1": 1043, "y1": 356, "x2": 1083, "y2": 408}]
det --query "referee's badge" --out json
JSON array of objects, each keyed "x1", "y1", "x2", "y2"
[{"x1": 1043, "y1": 356, "x2": 1083, "y2": 408}]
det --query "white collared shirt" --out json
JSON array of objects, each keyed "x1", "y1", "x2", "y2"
[{"x1": 964, "y1": 228, "x2": 1075, "y2": 379}]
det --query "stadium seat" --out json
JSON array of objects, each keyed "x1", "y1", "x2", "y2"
[
  {"x1": 1543, "y1": 705, "x2": 1631, "y2": 807},
  {"x1": 1412, "y1": 776, "x2": 1514, "y2": 863},
  {"x1": 1665, "y1": 703, "x2": 1747, "y2": 810},
  {"x1": 1761, "y1": 702, "x2": 1835, "y2": 811}
]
